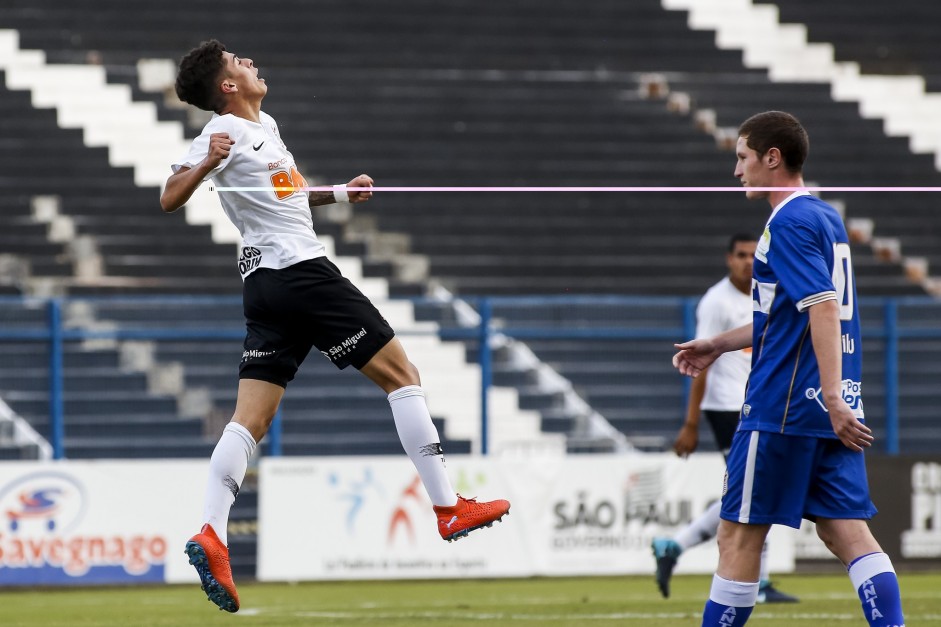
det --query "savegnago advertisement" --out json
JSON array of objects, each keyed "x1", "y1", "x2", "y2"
[
  {"x1": 0, "y1": 461, "x2": 207, "y2": 586},
  {"x1": 258, "y1": 454, "x2": 795, "y2": 580}
]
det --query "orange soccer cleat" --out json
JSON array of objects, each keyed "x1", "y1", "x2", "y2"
[
  {"x1": 184, "y1": 523, "x2": 240, "y2": 613},
  {"x1": 434, "y1": 494, "x2": 511, "y2": 542}
]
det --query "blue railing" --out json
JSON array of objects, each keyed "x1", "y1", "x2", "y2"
[{"x1": 0, "y1": 295, "x2": 939, "y2": 458}]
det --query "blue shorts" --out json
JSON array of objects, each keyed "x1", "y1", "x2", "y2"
[{"x1": 720, "y1": 429, "x2": 877, "y2": 529}]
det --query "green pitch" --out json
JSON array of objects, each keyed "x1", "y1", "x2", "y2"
[{"x1": 2, "y1": 573, "x2": 939, "y2": 626}]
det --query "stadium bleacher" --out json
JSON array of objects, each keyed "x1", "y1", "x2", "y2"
[
  {"x1": 1, "y1": 0, "x2": 938, "y2": 460},
  {"x1": 1, "y1": 0, "x2": 933, "y2": 294},
  {"x1": 756, "y1": 0, "x2": 941, "y2": 85},
  {"x1": 0, "y1": 71, "x2": 240, "y2": 296},
  {"x1": 0, "y1": 82, "x2": 76, "y2": 287}
]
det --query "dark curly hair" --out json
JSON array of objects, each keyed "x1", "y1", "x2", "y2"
[
  {"x1": 175, "y1": 40, "x2": 227, "y2": 113},
  {"x1": 738, "y1": 111, "x2": 809, "y2": 174}
]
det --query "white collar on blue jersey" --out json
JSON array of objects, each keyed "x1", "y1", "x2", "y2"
[{"x1": 768, "y1": 190, "x2": 812, "y2": 221}]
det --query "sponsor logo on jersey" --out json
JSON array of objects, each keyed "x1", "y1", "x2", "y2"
[
  {"x1": 805, "y1": 379, "x2": 864, "y2": 418},
  {"x1": 842, "y1": 333, "x2": 856, "y2": 354},
  {"x1": 755, "y1": 226, "x2": 771, "y2": 263},
  {"x1": 252, "y1": 141, "x2": 265, "y2": 151},
  {"x1": 238, "y1": 246, "x2": 262, "y2": 276},
  {"x1": 267, "y1": 157, "x2": 288, "y2": 171}
]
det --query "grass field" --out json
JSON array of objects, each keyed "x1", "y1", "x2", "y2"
[{"x1": 2, "y1": 573, "x2": 939, "y2": 626}]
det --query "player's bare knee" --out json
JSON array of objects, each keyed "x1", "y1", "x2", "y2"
[
  {"x1": 383, "y1": 360, "x2": 421, "y2": 390},
  {"x1": 715, "y1": 527, "x2": 740, "y2": 557},
  {"x1": 233, "y1": 413, "x2": 273, "y2": 443},
  {"x1": 815, "y1": 523, "x2": 836, "y2": 550},
  {"x1": 402, "y1": 360, "x2": 421, "y2": 386},
  {"x1": 388, "y1": 353, "x2": 420, "y2": 383}
]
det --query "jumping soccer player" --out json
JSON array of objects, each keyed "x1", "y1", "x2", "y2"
[
  {"x1": 673, "y1": 111, "x2": 904, "y2": 626},
  {"x1": 161, "y1": 40, "x2": 510, "y2": 613}
]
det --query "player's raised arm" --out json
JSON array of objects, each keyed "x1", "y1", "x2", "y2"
[
  {"x1": 160, "y1": 132, "x2": 234, "y2": 212},
  {"x1": 672, "y1": 322, "x2": 752, "y2": 377}
]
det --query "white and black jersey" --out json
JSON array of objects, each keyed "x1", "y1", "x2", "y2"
[{"x1": 172, "y1": 111, "x2": 326, "y2": 279}]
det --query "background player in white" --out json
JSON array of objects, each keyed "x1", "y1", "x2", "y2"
[
  {"x1": 652, "y1": 234, "x2": 797, "y2": 604},
  {"x1": 160, "y1": 40, "x2": 510, "y2": 613},
  {"x1": 673, "y1": 111, "x2": 904, "y2": 626}
]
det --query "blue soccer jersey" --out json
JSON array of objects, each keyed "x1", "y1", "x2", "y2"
[{"x1": 743, "y1": 192, "x2": 863, "y2": 438}]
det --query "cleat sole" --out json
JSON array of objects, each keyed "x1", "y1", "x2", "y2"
[
  {"x1": 441, "y1": 508, "x2": 509, "y2": 542},
  {"x1": 184, "y1": 542, "x2": 239, "y2": 613}
]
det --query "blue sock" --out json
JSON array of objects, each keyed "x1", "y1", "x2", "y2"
[
  {"x1": 848, "y1": 552, "x2": 905, "y2": 627},
  {"x1": 701, "y1": 574, "x2": 758, "y2": 626}
]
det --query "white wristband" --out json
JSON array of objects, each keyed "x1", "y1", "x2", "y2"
[{"x1": 333, "y1": 184, "x2": 349, "y2": 204}]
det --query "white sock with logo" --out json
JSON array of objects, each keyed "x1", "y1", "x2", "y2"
[
  {"x1": 202, "y1": 422, "x2": 256, "y2": 545},
  {"x1": 388, "y1": 385, "x2": 458, "y2": 507}
]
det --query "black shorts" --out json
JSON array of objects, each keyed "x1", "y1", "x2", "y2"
[
  {"x1": 239, "y1": 257, "x2": 395, "y2": 387},
  {"x1": 703, "y1": 410, "x2": 740, "y2": 460}
]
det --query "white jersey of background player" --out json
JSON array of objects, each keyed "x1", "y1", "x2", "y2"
[{"x1": 697, "y1": 275, "x2": 752, "y2": 415}]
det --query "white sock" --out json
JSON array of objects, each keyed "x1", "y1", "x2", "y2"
[
  {"x1": 759, "y1": 540, "x2": 770, "y2": 584},
  {"x1": 202, "y1": 422, "x2": 256, "y2": 545},
  {"x1": 676, "y1": 499, "x2": 722, "y2": 550},
  {"x1": 703, "y1": 574, "x2": 759, "y2": 623},
  {"x1": 388, "y1": 385, "x2": 457, "y2": 507}
]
